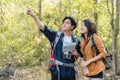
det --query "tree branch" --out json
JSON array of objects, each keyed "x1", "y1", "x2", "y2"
[{"x1": 105, "y1": 0, "x2": 111, "y2": 16}]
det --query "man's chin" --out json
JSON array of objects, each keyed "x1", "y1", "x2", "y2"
[{"x1": 61, "y1": 29, "x2": 65, "y2": 31}]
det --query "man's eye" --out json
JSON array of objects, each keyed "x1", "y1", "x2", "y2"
[{"x1": 66, "y1": 22, "x2": 70, "y2": 24}]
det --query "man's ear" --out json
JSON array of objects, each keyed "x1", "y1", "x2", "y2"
[{"x1": 71, "y1": 26, "x2": 74, "y2": 30}]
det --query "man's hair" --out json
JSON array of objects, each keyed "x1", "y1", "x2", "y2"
[{"x1": 62, "y1": 16, "x2": 77, "y2": 31}]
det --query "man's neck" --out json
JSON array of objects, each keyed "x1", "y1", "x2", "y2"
[
  {"x1": 63, "y1": 31, "x2": 72, "y2": 36},
  {"x1": 84, "y1": 34, "x2": 88, "y2": 38}
]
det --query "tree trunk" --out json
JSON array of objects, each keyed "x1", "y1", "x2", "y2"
[
  {"x1": 113, "y1": 0, "x2": 120, "y2": 79},
  {"x1": 112, "y1": 0, "x2": 117, "y2": 77},
  {"x1": 39, "y1": 0, "x2": 42, "y2": 20},
  {"x1": 0, "y1": 3, "x2": 2, "y2": 26},
  {"x1": 111, "y1": 0, "x2": 115, "y2": 29},
  {"x1": 59, "y1": 0, "x2": 62, "y2": 13},
  {"x1": 58, "y1": 0, "x2": 62, "y2": 30},
  {"x1": 106, "y1": 0, "x2": 116, "y2": 77},
  {"x1": 94, "y1": 0, "x2": 98, "y2": 26},
  {"x1": 106, "y1": 0, "x2": 119, "y2": 79},
  {"x1": 115, "y1": 0, "x2": 120, "y2": 75}
]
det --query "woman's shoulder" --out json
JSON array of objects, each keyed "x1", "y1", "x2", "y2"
[
  {"x1": 92, "y1": 33, "x2": 102, "y2": 43},
  {"x1": 92, "y1": 33, "x2": 101, "y2": 39}
]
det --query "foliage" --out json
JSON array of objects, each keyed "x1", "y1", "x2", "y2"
[{"x1": 0, "y1": 1, "x2": 120, "y2": 79}]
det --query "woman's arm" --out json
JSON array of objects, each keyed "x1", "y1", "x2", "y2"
[
  {"x1": 81, "y1": 54, "x2": 102, "y2": 67},
  {"x1": 81, "y1": 35, "x2": 107, "y2": 68}
]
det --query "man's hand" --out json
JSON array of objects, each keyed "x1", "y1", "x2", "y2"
[
  {"x1": 26, "y1": 7, "x2": 35, "y2": 17},
  {"x1": 71, "y1": 49, "x2": 79, "y2": 56},
  {"x1": 77, "y1": 57, "x2": 83, "y2": 62},
  {"x1": 26, "y1": 7, "x2": 44, "y2": 31}
]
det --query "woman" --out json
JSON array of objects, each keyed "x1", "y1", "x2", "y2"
[{"x1": 76, "y1": 19, "x2": 107, "y2": 80}]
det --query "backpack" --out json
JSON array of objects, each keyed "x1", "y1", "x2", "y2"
[
  {"x1": 91, "y1": 34, "x2": 113, "y2": 70},
  {"x1": 49, "y1": 32, "x2": 62, "y2": 67},
  {"x1": 49, "y1": 32, "x2": 79, "y2": 80},
  {"x1": 49, "y1": 32, "x2": 78, "y2": 67}
]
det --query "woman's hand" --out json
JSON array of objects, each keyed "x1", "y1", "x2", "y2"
[{"x1": 81, "y1": 59, "x2": 91, "y2": 68}]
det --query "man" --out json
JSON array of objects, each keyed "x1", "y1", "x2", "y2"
[{"x1": 26, "y1": 7, "x2": 80, "y2": 80}]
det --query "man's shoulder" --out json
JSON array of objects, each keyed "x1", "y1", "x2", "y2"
[
  {"x1": 72, "y1": 35, "x2": 78, "y2": 39},
  {"x1": 71, "y1": 35, "x2": 79, "y2": 44}
]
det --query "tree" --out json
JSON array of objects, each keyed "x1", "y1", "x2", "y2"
[
  {"x1": 94, "y1": 0, "x2": 98, "y2": 26},
  {"x1": 114, "y1": 0, "x2": 120, "y2": 76},
  {"x1": 106, "y1": 0, "x2": 120, "y2": 79},
  {"x1": 0, "y1": 2, "x2": 2, "y2": 26},
  {"x1": 112, "y1": 0, "x2": 120, "y2": 79},
  {"x1": 39, "y1": 0, "x2": 42, "y2": 20}
]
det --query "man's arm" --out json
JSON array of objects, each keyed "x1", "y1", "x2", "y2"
[{"x1": 26, "y1": 7, "x2": 44, "y2": 31}]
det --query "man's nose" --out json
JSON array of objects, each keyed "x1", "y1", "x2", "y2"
[{"x1": 63, "y1": 24, "x2": 66, "y2": 26}]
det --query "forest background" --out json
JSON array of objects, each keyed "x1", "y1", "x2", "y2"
[{"x1": 0, "y1": 0, "x2": 120, "y2": 80}]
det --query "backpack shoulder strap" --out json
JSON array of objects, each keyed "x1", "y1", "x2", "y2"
[
  {"x1": 72, "y1": 35, "x2": 79, "y2": 44},
  {"x1": 79, "y1": 37, "x2": 83, "y2": 43},
  {"x1": 91, "y1": 34, "x2": 99, "y2": 55},
  {"x1": 52, "y1": 32, "x2": 62, "y2": 51}
]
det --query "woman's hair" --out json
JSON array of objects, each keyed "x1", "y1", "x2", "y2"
[
  {"x1": 81, "y1": 19, "x2": 98, "y2": 53},
  {"x1": 81, "y1": 19, "x2": 97, "y2": 38}
]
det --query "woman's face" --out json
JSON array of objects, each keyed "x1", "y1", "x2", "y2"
[{"x1": 80, "y1": 22, "x2": 88, "y2": 34}]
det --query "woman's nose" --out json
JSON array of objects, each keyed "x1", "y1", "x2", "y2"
[{"x1": 80, "y1": 26, "x2": 82, "y2": 29}]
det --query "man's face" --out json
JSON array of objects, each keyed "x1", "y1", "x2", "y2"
[{"x1": 61, "y1": 19, "x2": 74, "y2": 31}]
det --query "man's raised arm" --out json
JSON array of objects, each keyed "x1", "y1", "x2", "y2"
[{"x1": 26, "y1": 7, "x2": 44, "y2": 31}]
